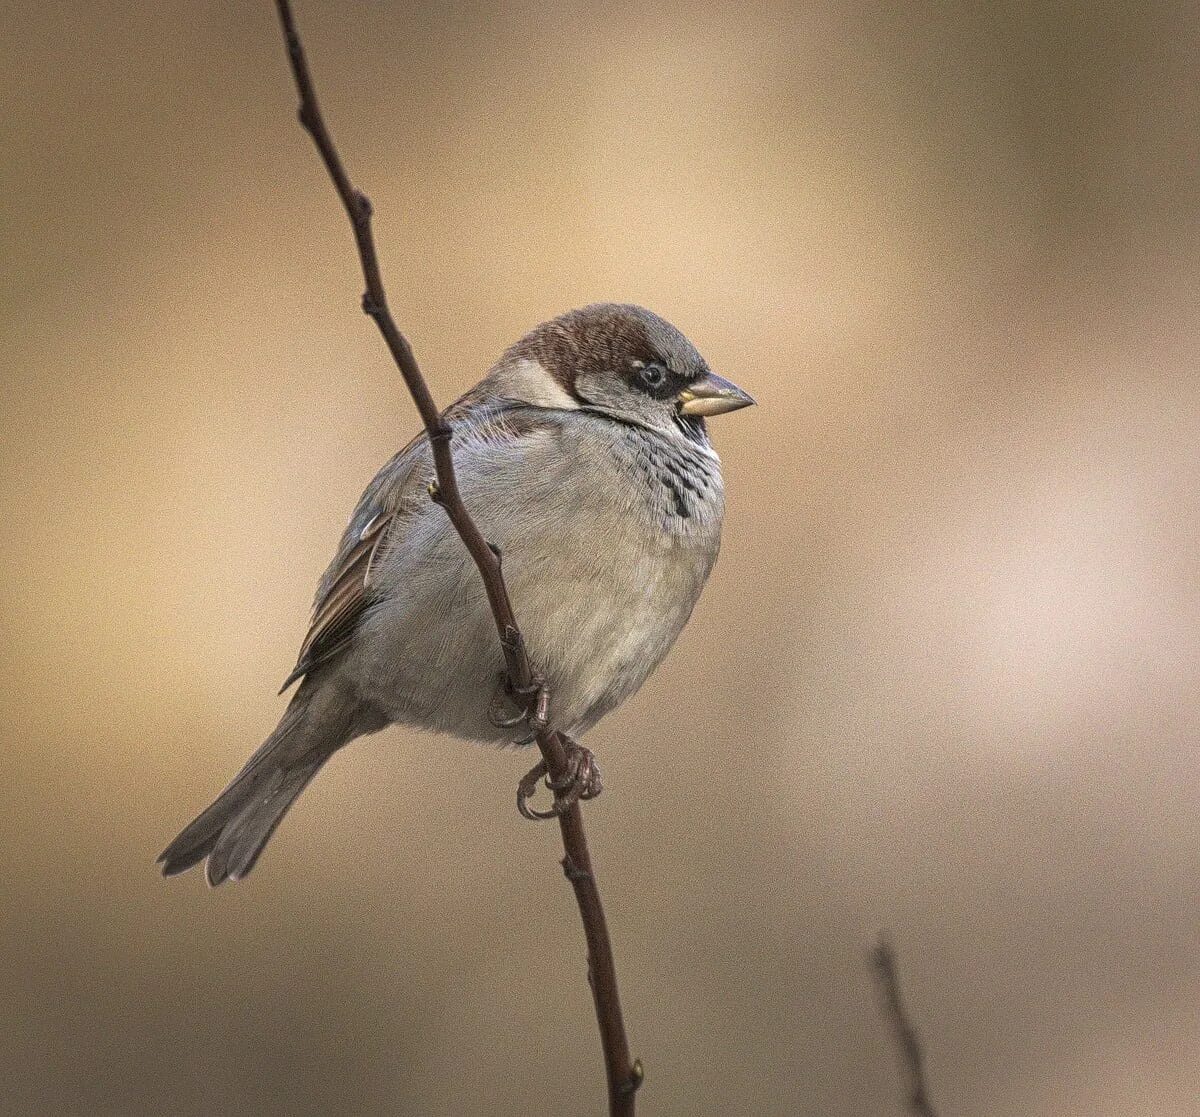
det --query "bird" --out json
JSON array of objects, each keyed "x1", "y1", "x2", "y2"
[{"x1": 159, "y1": 302, "x2": 753, "y2": 885}]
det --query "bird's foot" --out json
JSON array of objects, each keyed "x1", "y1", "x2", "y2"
[
  {"x1": 517, "y1": 737, "x2": 603, "y2": 821},
  {"x1": 487, "y1": 672, "x2": 550, "y2": 734}
]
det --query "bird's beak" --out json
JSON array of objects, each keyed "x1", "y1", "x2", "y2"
[{"x1": 677, "y1": 372, "x2": 756, "y2": 417}]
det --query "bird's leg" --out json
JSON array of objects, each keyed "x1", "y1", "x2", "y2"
[
  {"x1": 487, "y1": 672, "x2": 550, "y2": 732},
  {"x1": 488, "y1": 636, "x2": 600, "y2": 818},
  {"x1": 515, "y1": 675, "x2": 551, "y2": 733},
  {"x1": 517, "y1": 736, "x2": 603, "y2": 821}
]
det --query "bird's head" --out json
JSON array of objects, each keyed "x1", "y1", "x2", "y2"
[{"x1": 489, "y1": 303, "x2": 754, "y2": 440}]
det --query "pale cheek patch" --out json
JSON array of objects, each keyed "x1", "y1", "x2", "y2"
[{"x1": 495, "y1": 358, "x2": 580, "y2": 410}]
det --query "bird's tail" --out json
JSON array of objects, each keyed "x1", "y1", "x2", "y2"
[{"x1": 158, "y1": 687, "x2": 352, "y2": 886}]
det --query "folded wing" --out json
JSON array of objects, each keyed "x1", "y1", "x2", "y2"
[
  {"x1": 279, "y1": 434, "x2": 429, "y2": 692},
  {"x1": 279, "y1": 390, "x2": 531, "y2": 692}
]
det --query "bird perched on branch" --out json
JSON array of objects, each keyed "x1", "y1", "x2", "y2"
[{"x1": 160, "y1": 303, "x2": 753, "y2": 885}]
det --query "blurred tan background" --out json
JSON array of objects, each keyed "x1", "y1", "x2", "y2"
[{"x1": 2, "y1": 2, "x2": 1198, "y2": 1114}]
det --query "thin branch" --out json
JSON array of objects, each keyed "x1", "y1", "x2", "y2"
[
  {"x1": 271, "y1": 3, "x2": 640, "y2": 1113},
  {"x1": 870, "y1": 936, "x2": 940, "y2": 1117}
]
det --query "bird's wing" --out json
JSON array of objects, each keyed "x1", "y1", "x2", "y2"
[
  {"x1": 279, "y1": 392, "x2": 538, "y2": 692},
  {"x1": 278, "y1": 430, "x2": 429, "y2": 692}
]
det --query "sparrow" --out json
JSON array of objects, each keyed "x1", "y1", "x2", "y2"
[{"x1": 159, "y1": 303, "x2": 753, "y2": 885}]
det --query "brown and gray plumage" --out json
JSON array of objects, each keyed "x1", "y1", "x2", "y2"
[{"x1": 159, "y1": 303, "x2": 753, "y2": 885}]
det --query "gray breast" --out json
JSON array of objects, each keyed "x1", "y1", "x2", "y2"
[{"x1": 612, "y1": 421, "x2": 725, "y2": 531}]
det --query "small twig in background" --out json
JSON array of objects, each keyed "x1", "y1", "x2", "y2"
[
  {"x1": 871, "y1": 936, "x2": 941, "y2": 1117},
  {"x1": 271, "y1": 3, "x2": 641, "y2": 1113}
]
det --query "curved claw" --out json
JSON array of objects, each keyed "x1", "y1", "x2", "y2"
[
  {"x1": 519, "y1": 798, "x2": 562, "y2": 822},
  {"x1": 545, "y1": 749, "x2": 583, "y2": 793},
  {"x1": 517, "y1": 760, "x2": 559, "y2": 821},
  {"x1": 515, "y1": 741, "x2": 603, "y2": 822},
  {"x1": 554, "y1": 743, "x2": 603, "y2": 801},
  {"x1": 545, "y1": 759, "x2": 586, "y2": 813},
  {"x1": 489, "y1": 674, "x2": 550, "y2": 732},
  {"x1": 487, "y1": 683, "x2": 526, "y2": 729}
]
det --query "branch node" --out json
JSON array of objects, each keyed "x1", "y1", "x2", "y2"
[
  {"x1": 361, "y1": 290, "x2": 383, "y2": 318},
  {"x1": 353, "y1": 188, "x2": 373, "y2": 220},
  {"x1": 623, "y1": 1059, "x2": 645, "y2": 1096},
  {"x1": 561, "y1": 854, "x2": 592, "y2": 884},
  {"x1": 426, "y1": 480, "x2": 443, "y2": 505}
]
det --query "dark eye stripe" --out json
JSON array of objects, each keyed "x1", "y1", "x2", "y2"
[{"x1": 634, "y1": 360, "x2": 688, "y2": 400}]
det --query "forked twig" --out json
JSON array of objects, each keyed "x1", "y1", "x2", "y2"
[
  {"x1": 871, "y1": 936, "x2": 940, "y2": 1117},
  {"x1": 271, "y1": 3, "x2": 641, "y2": 1112}
]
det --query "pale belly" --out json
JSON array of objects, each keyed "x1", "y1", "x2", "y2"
[
  {"x1": 339, "y1": 411, "x2": 724, "y2": 743},
  {"x1": 346, "y1": 486, "x2": 719, "y2": 743}
]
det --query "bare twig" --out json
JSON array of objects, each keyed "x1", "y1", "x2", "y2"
[
  {"x1": 870, "y1": 936, "x2": 940, "y2": 1117},
  {"x1": 271, "y1": 3, "x2": 641, "y2": 1112}
]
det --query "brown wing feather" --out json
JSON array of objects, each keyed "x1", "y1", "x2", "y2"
[
  {"x1": 278, "y1": 435, "x2": 428, "y2": 692},
  {"x1": 278, "y1": 386, "x2": 523, "y2": 693},
  {"x1": 278, "y1": 512, "x2": 393, "y2": 692}
]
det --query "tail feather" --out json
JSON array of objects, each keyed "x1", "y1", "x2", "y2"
[
  {"x1": 158, "y1": 694, "x2": 339, "y2": 885},
  {"x1": 203, "y1": 760, "x2": 323, "y2": 886}
]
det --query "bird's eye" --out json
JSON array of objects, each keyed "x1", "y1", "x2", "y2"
[{"x1": 637, "y1": 362, "x2": 668, "y2": 390}]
